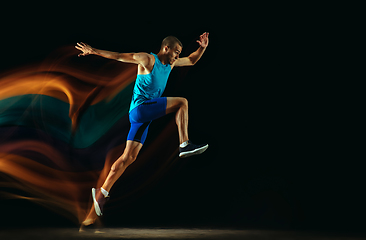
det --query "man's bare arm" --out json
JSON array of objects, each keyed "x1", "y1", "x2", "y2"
[
  {"x1": 174, "y1": 32, "x2": 209, "y2": 67},
  {"x1": 75, "y1": 42, "x2": 150, "y2": 65}
]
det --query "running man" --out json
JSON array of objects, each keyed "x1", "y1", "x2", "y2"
[{"x1": 75, "y1": 32, "x2": 209, "y2": 227}]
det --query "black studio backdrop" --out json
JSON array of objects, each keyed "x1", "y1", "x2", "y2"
[{"x1": 0, "y1": 6, "x2": 364, "y2": 233}]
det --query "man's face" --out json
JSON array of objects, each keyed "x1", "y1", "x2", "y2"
[{"x1": 167, "y1": 44, "x2": 182, "y2": 65}]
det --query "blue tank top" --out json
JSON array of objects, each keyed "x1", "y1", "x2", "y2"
[{"x1": 129, "y1": 53, "x2": 171, "y2": 112}]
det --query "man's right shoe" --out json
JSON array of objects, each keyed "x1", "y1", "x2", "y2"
[
  {"x1": 179, "y1": 140, "x2": 209, "y2": 158},
  {"x1": 92, "y1": 188, "x2": 109, "y2": 217}
]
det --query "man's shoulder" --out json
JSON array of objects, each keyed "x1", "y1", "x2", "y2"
[{"x1": 136, "y1": 52, "x2": 155, "y2": 74}]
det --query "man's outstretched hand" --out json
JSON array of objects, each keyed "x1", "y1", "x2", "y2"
[
  {"x1": 75, "y1": 42, "x2": 95, "y2": 57},
  {"x1": 197, "y1": 32, "x2": 209, "y2": 48}
]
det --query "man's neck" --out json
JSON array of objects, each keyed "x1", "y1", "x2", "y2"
[{"x1": 157, "y1": 52, "x2": 168, "y2": 65}]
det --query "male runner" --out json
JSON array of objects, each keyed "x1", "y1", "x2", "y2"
[{"x1": 75, "y1": 32, "x2": 209, "y2": 226}]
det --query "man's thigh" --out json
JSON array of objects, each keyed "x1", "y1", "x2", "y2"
[
  {"x1": 127, "y1": 121, "x2": 151, "y2": 144},
  {"x1": 132, "y1": 97, "x2": 167, "y2": 123}
]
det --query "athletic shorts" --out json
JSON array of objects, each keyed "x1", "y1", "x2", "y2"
[{"x1": 127, "y1": 97, "x2": 167, "y2": 145}]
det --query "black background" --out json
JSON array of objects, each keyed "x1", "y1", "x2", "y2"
[{"x1": 0, "y1": 3, "x2": 363, "y2": 235}]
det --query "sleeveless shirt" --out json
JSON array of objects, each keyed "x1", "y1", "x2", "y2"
[{"x1": 129, "y1": 53, "x2": 171, "y2": 112}]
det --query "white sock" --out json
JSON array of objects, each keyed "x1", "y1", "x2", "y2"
[
  {"x1": 180, "y1": 141, "x2": 189, "y2": 148},
  {"x1": 101, "y1": 187, "x2": 109, "y2": 197}
]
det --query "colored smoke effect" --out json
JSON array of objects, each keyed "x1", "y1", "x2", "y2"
[{"x1": 0, "y1": 46, "x2": 181, "y2": 224}]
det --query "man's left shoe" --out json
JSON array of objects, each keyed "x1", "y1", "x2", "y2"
[{"x1": 179, "y1": 140, "x2": 209, "y2": 158}]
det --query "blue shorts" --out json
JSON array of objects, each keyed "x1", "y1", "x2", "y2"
[{"x1": 127, "y1": 97, "x2": 167, "y2": 145}]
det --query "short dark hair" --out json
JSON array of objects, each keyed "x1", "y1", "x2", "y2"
[{"x1": 161, "y1": 36, "x2": 183, "y2": 49}]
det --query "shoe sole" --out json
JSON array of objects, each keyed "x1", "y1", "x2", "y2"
[
  {"x1": 179, "y1": 144, "x2": 209, "y2": 158},
  {"x1": 92, "y1": 188, "x2": 102, "y2": 216}
]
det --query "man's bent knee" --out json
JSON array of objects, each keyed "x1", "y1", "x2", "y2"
[
  {"x1": 175, "y1": 97, "x2": 188, "y2": 109},
  {"x1": 181, "y1": 97, "x2": 188, "y2": 108},
  {"x1": 167, "y1": 97, "x2": 188, "y2": 114}
]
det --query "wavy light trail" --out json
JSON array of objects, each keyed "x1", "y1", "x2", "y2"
[{"x1": 0, "y1": 46, "x2": 181, "y2": 224}]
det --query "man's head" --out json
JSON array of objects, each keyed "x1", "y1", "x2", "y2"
[{"x1": 160, "y1": 36, "x2": 183, "y2": 65}]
